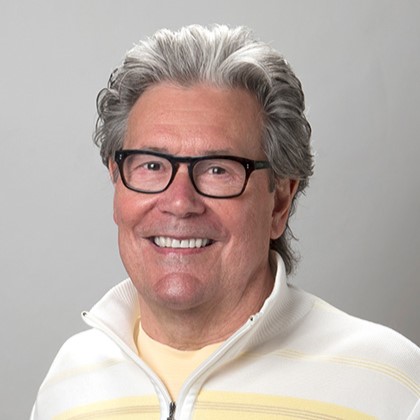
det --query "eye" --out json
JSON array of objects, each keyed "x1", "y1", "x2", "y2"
[
  {"x1": 208, "y1": 166, "x2": 227, "y2": 175},
  {"x1": 143, "y1": 161, "x2": 162, "y2": 171},
  {"x1": 195, "y1": 159, "x2": 242, "y2": 180},
  {"x1": 125, "y1": 155, "x2": 169, "y2": 177},
  {"x1": 132, "y1": 159, "x2": 166, "y2": 173}
]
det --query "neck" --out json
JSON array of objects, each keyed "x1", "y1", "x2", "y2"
[{"x1": 138, "y1": 268, "x2": 275, "y2": 350}]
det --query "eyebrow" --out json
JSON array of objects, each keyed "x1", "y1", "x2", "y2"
[{"x1": 139, "y1": 146, "x2": 236, "y2": 156}]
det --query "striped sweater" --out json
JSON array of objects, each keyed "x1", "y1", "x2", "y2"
[{"x1": 31, "y1": 253, "x2": 420, "y2": 419}]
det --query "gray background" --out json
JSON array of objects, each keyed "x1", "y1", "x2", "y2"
[{"x1": 1, "y1": 1, "x2": 419, "y2": 418}]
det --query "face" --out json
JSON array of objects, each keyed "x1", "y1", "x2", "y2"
[{"x1": 111, "y1": 83, "x2": 297, "y2": 321}]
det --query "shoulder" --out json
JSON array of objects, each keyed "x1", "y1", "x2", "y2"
[
  {"x1": 39, "y1": 328, "x2": 127, "y2": 390},
  {"x1": 31, "y1": 327, "x2": 154, "y2": 419},
  {"x1": 247, "y1": 287, "x2": 420, "y2": 416},
  {"x1": 288, "y1": 287, "x2": 420, "y2": 373}
]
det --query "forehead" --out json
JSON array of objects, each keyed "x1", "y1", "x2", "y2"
[{"x1": 124, "y1": 83, "x2": 264, "y2": 157}]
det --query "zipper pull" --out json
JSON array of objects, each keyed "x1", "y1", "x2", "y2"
[{"x1": 167, "y1": 401, "x2": 176, "y2": 420}]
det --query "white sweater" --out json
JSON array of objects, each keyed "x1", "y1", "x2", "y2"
[{"x1": 31, "y1": 253, "x2": 420, "y2": 419}]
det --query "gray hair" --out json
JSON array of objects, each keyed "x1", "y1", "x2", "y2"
[{"x1": 94, "y1": 24, "x2": 313, "y2": 274}]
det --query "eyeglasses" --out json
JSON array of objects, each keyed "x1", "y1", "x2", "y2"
[{"x1": 114, "y1": 150, "x2": 271, "y2": 199}]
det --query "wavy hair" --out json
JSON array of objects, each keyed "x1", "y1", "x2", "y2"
[{"x1": 94, "y1": 24, "x2": 313, "y2": 274}]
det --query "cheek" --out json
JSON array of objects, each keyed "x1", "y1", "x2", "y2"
[{"x1": 228, "y1": 198, "x2": 274, "y2": 246}]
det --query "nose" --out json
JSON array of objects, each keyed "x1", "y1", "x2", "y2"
[{"x1": 157, "y1": 166, "x2": 206, "y2": 218}]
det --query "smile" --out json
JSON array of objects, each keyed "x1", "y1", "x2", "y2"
[{"x1": 152, "y1": 237, "x2": 212, "y2": 249}]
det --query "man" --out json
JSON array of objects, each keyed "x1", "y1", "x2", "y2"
[{"x1": 31, "y1": 25, "x2": 419, "y2": 419}]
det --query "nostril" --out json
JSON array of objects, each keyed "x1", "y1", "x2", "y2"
[{"x1": 157, "y1": 173, "x2": 206, "y2": 217}]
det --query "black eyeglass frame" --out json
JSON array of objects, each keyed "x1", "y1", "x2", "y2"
[{"x1": 114, "y1": 149, "x2": 271, "y2": 199}]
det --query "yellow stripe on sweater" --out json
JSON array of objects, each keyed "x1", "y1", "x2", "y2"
[
  {"x1": 54, "y1": 396, "x2": 160, "y2": 420},
  {"x1": 53, "y1": 392, "x2": 375, "y2": 420},
  {"x1": 275, "y1": 349, "x2": 420, "y2": 397},
  {"x1": 193, "y1": 391, "x2": 375, "y2": 420}
]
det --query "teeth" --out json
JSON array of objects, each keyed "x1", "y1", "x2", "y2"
[{"x1": 153, "y1": 237, "x2": 210, "y2": 249}]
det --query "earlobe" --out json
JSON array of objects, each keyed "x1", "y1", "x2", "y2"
[{"x1": 270, "y1": 179, "x2": 299, "y2": 240}]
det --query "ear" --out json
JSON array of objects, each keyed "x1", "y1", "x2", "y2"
[
  {"x1": 107, "y1": 159, "x2": 119, "y2": 225},
  {"x1": 108, "y1": 159, "x2": 118, "y2": 184},
  {"x1": 270, "y1": 179, "x2": 299, "y2": 240}
]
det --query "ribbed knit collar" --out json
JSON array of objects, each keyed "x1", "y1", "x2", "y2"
[{"x1": 85, "y1": 252, "x2": 313, "y2": 354}]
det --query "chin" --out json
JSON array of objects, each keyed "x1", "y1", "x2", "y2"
[{"x1": 151, "y1": 273, "x2": 210, "y2": 311}]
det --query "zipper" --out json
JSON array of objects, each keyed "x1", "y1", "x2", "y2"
[
  {"x1": 82, "y1": 311, "x2": 260, "y2": 420},
  {"x1": 175, "y1": 313, "x2": 260, "y2": 407},
  {"x1": 167, "y1": 401, "x2": 176, "y2": 420}
]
